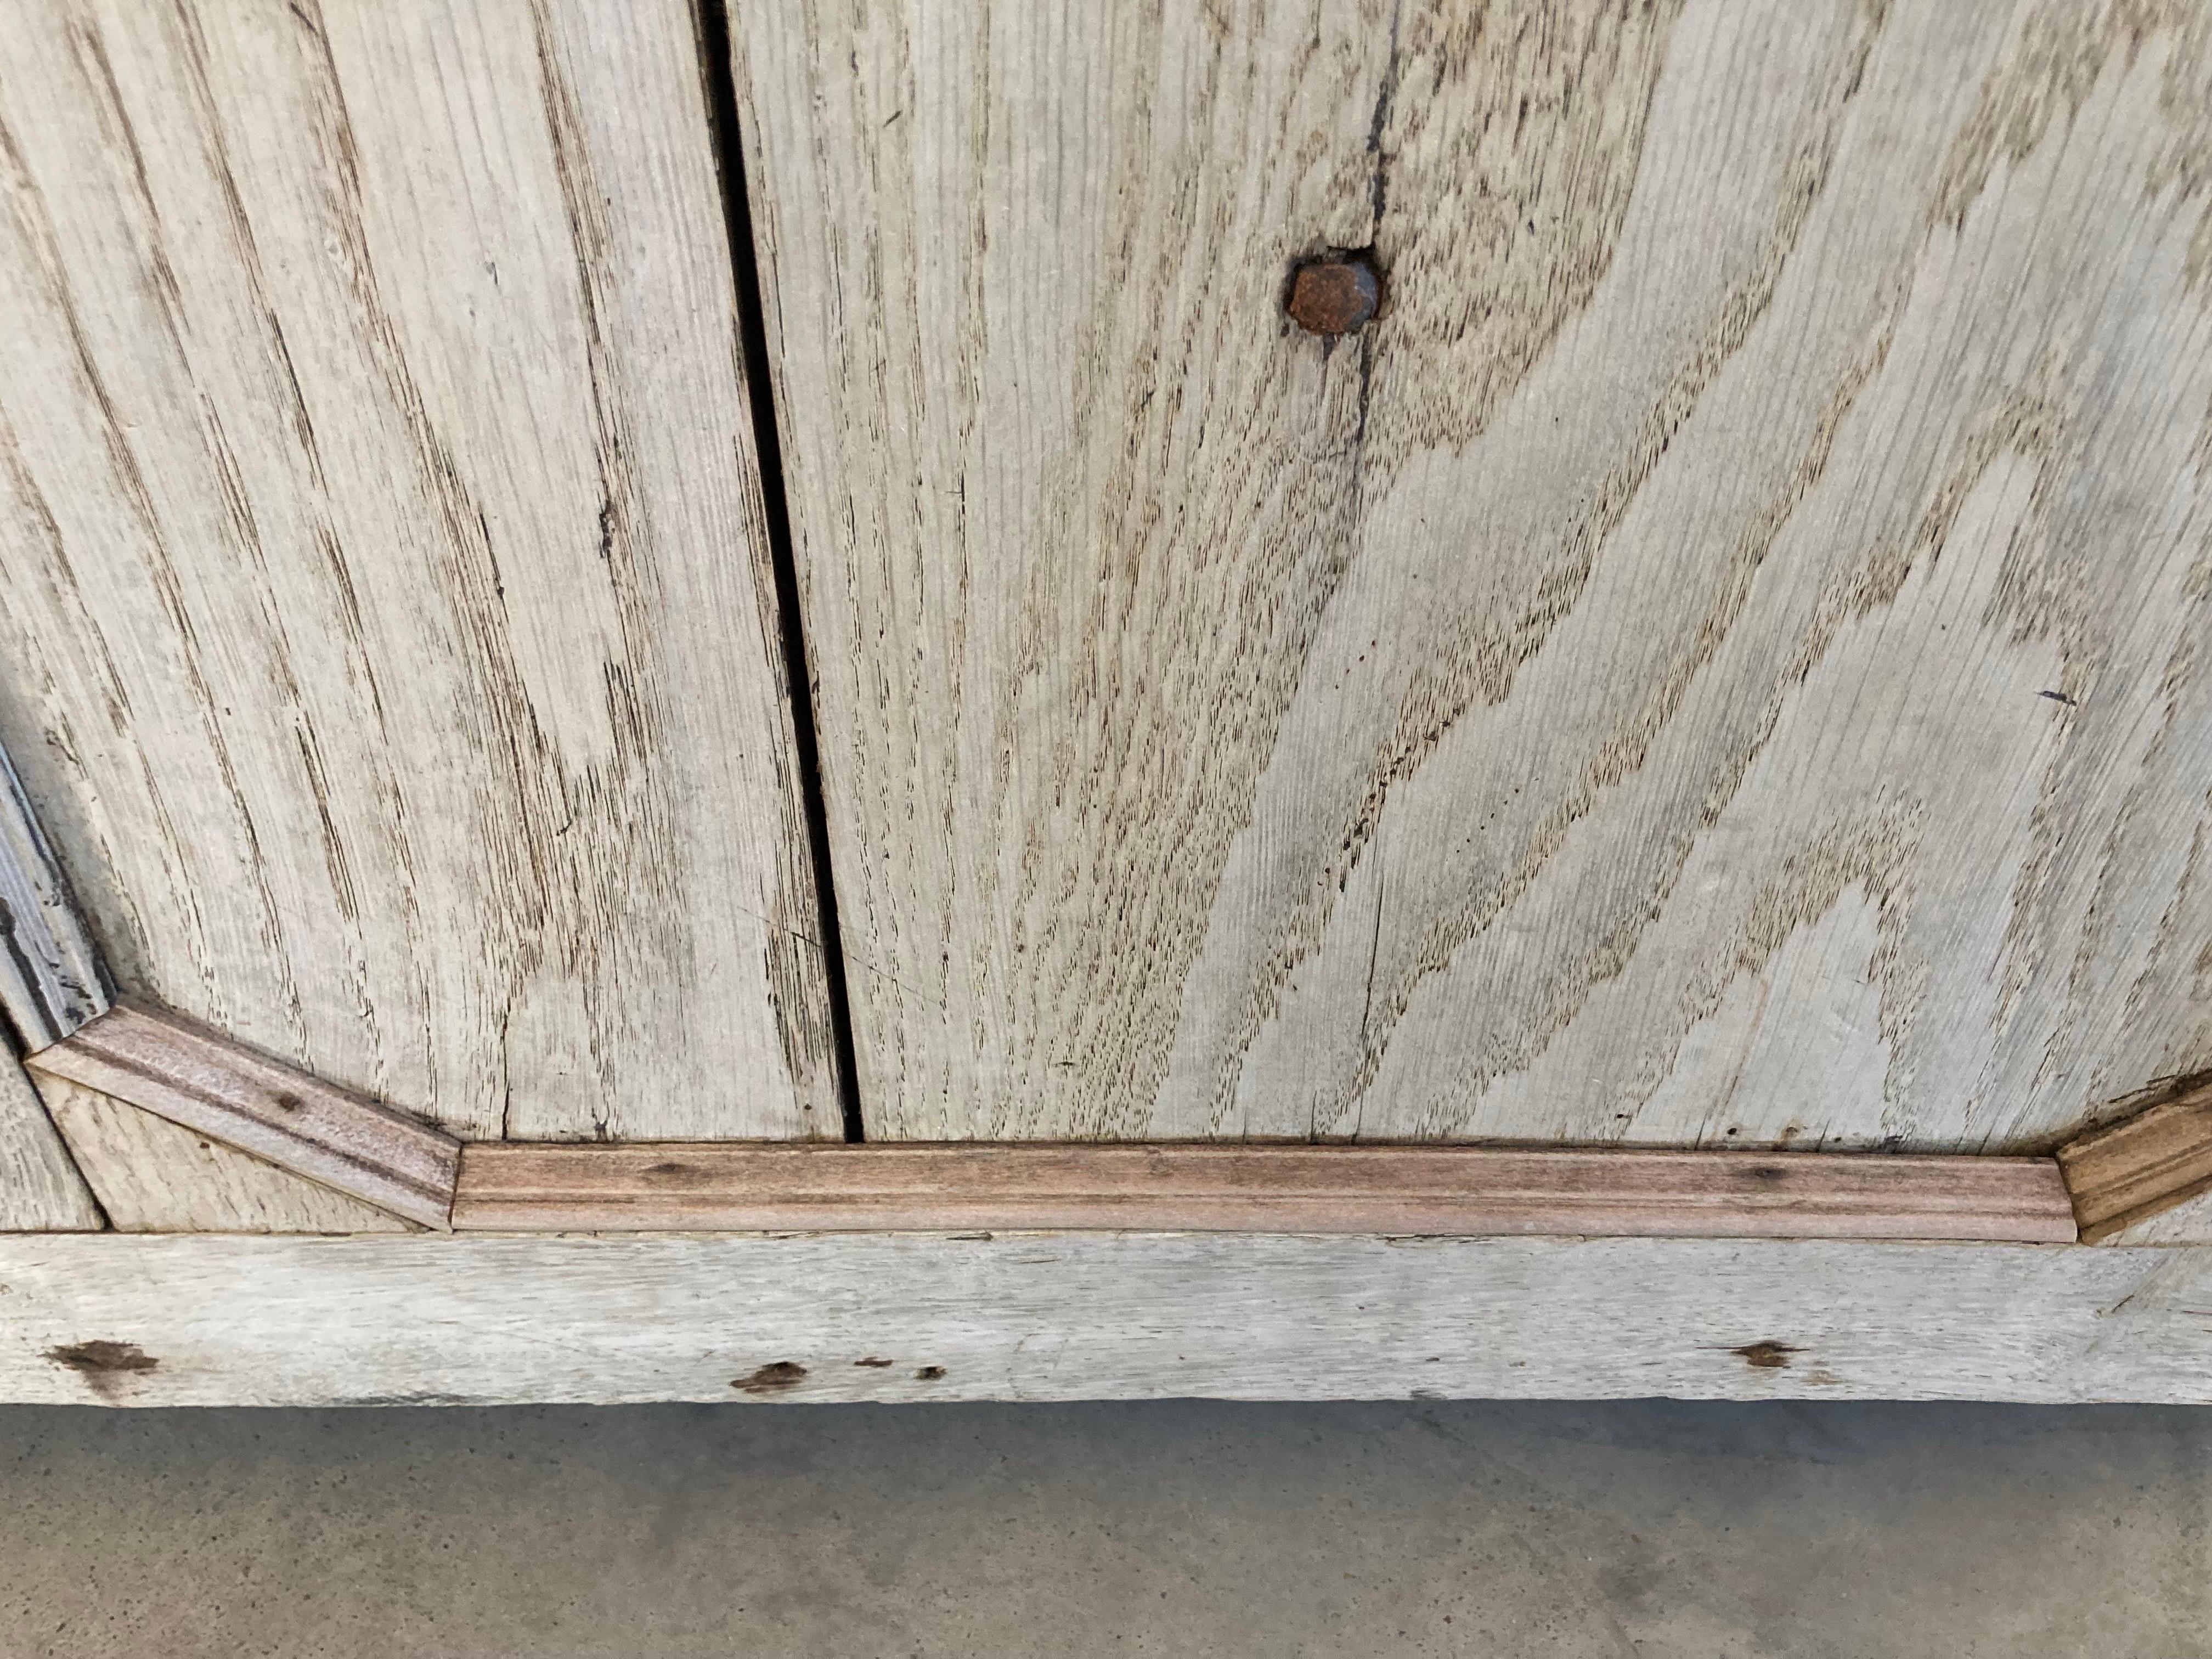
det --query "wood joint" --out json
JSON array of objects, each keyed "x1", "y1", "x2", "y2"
[
  {"x1": 2056, "y1": 1074, "x2": 2212, "y2": 1244},
  {"x1": 27, "y1": 1001, "x2": 461, "y2": 1231}
]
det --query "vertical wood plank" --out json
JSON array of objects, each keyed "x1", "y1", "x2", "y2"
[
  {"x1": 0, "y1": 1055, "x2": 101, "y2": 1232},
  {"x1": 738, "y1": 0, "x2": 2212, "y2": 1144},
  {"x1": 0, "y1": 0, "x2": 839, "y2": 1141}
]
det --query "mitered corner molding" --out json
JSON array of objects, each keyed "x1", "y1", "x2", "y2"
[
  {"x1": 2056, "y1": 1073, "x2": 2212, "y2": 1244},
  {"x1": 27, "y1": 1001, "x2": 461, "y2": 1231},
  {"x1": 0, "y1": 744, "x2": 110, "y2": 1054}
]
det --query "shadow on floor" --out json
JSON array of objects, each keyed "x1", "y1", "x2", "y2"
[{"x1": 3, "y1": 1398, "x2": 2208, "y2": 1657}]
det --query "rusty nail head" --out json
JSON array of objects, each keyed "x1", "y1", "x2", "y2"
[{"x1": 1286, "y1": 253, "x2": 1380, "y2": 336}]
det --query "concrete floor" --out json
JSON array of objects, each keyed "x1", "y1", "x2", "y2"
[{"x1": 1, "y1": 1401, "x2": 2207, "y2": 1658}]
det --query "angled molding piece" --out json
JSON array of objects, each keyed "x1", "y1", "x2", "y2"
[
  {"x1": 454, "y1": 1143, "x2": 2079, "y2": 1243},
  {"x1": 27, "y1": 1002, "x2": 460, "y2": 1230},
  {"x1": 38, "y1": 1071, "x2": 412, "y2": 1235},
  {"x1": 2057, "y1": 1074, "x2": 2212, "y2": 1244},
  {"x1": 0, "y1": 744, "x2": 109, "y2": 1053}
]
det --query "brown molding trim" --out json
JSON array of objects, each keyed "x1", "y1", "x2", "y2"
[
  {"x1": 2056, "y1": 1074, "x2": 2212, "y2": 1244},
  {"x1": 27, "y1": 1001, "x2": 461, "y2": 1230},
  {"x1": 453, "y1": 1142, "x2": 2080, "y2": 1242},
  {"x1": 44, "y1": 995, "x2": 2212, "y2": 1246}
]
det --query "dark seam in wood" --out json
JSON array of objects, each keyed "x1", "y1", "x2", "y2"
[{"x1": 690, "y1": 0, "x2": 865, "y2": 1142}]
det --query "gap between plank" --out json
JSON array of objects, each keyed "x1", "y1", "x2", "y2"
[{"x1": 691, "y1": 0, "x2": 866, "y2": 1142}]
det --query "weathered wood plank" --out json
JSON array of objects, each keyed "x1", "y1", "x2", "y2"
[
  {"x1": 737, "y1": 0, "x2": 2212, "y2": 1145},
  {"x1": 0, "y1": 0, "x2": 839, "y2": 1140},
  {"x1": 455, "y1": 1142, "x2": 2077, "y2": 1242},
  {"x1": 40, "y1": 1071, "x2": 410, "y2": 1234},
  {"x1": 0, "y1": 1054, "x2": 101, "y2": 1232},
  {"x1": 2058, "y1": 1075, "x2": 2212, "y2": 1244},
  {"x1": 28, "y1": 1002, "x2": 458, "y2": 1229},
  {"x1": 0, "y1": 741, "x2": 107, "y2": 1053},
  {"x1": 4, "y1": 1232, "x2": 2208, "y2": 1406}
]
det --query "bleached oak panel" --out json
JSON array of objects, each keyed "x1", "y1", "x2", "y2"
[
  {"x1": 455, "y1": 1141, "x2": 2076, "y2": 1242},
  {"x1": 40, "y1": 1071, "x2": 409, "y2": 1234},
  {"x1": 737, "y1": 0, "x2": 2212, "y2": 1144},
  {"x1": 0, "y1": 0, "x2": 839, "y2": 1140},
  {"x1": 4, "y1": 1232, "x2": 2210, "y2": 1406},
  {"x1": 0, "y1": 1055, "x2": 100, "y2": 1232}
]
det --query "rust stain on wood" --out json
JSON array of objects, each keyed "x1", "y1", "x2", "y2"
[
  {"x1": 732, "y1": 1360, "x2": 809, "y2": 1395},
  {"x1": 1730, "y1": 1341, "x2": 1798, "y2": 1370},
  {"x1": 46, "y1": 1338, "x2": 159, "y2": 1397},
  {"x1": 1285, "y1": 253, "x2": 1380, "y2": 336}
]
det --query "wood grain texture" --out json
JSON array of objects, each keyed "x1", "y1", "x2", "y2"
[
  {"x1": 2057, "y1": 1073, "x2": 2212, "y2": 1243},
  {"x1": 40, "y1": 1071, "x2": 409, "y2": 1234},
  {"x1": 28, "y1": 1001, "x2": 459, "y2": 1228},
  {"x1": 6, "y1": 1232, "x2": 2211, "y2": 1406},
  {"x1": 0, "y1": 0, "x2": 839, "y2": 1141},
  {"x1": 2088, "y1": 1186, "x2": 2212, "y2": 1245},
  {"x1": 455, "y1": 1141, "x2": 2077, "y2": 1241},
  {"x1": 0, "y1": 1053, "x2": 101, "y2": 1232},
  {"x1": 738, "y1": 0, "x2": 2212, "y2": 1146},
  {"x1": 0, "y1": 741, "x2": 108, "y2": 1053}
]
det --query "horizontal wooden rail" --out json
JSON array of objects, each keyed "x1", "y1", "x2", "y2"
[
  {"x1": 454, "y1": 1142, "x2": 2078, "y2": 1242},
  {"x1": 10, "y1": 1232, "x2": 2205, "y2": 1407}
]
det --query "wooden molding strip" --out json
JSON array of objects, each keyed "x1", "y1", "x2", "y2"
[
  {"x1": 27, "y1": 1002, "x2": 460, "y2": 1230},
  {"x1": 2056, "y1": 1074, "x2": 2212, "y2": 1244},
  {"x1": 0, "y1": 744, "x2": 109, "y2": 1053},
  {"x1": 37, "y1": 1070, "x2": 414, "y2": 1235},
  {"x1": 453, "y1": 1142, "x2": 2079, "y2": 1242}
]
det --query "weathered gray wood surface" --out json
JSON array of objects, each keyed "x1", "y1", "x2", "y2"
[
  {"x1": 0, "y1": 0, "x2": 839, "y2": 1141},
  {"x1": 0, "y1": 742, "x2": 108, "y2": 1054},
  {"x1": 5, "y1": 1232, "x2": 2209, "y2": 1405},
  {"x1": 455, "y1": 1141, "x2": 2076, "y2": 1241},
  {"x1": 737, "y1": 0, "x2": 2212, "y2": 1145},
  {"x1": 0, "y1": 1056, "x2": 100, "y2": 1232},
  {"x1": 2096, "y1": 1187, "x2": 2212, "y2": 1245},
  {"x1": 40, "y1": 1071, "x2": 409, "y2": 1234},
  {"x1": 30, "y1": 1002, "x2": 460, "y2": 1229}
]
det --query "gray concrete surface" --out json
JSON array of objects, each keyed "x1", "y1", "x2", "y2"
[{"x1": 2, "y1": 1400, "x2": 2208, "y2": 1658}]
